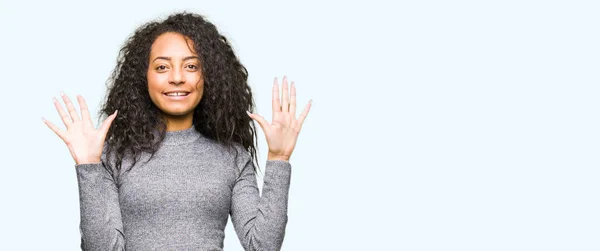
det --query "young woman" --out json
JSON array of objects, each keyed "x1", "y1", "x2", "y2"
[{"x1": 42, "y1": 12, "x2": 311, "y2": 251}]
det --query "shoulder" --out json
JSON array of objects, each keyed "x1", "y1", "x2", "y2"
[
  {"x1": 196, "y1": 137, "x2": 249, "y2": 158},
  {"x1": 192, "y1": 138, "x2": 251, "y2": 171},
  {"x1": 207, "y1": 140, "x2": 252, "y2": 174}
]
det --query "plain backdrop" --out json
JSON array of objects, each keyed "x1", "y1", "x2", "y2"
[{"x1": 0, "y1": 0, "x2": 598, "y2": 250}]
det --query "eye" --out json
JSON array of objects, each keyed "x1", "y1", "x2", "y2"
[
  {"x1": 156, "y1": 65, "x2": 167, "y2": 70},
  {"x1": 186, "y1": 64, "x2": 198, "y2": 70}
]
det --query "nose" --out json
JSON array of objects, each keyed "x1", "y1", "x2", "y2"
[{"x1": 168, "y1": 67, "x2": 186, "y2": 85}]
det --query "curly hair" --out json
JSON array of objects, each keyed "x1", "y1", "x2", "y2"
[{"x1": 98, "y1": 12, "x2": 259, "y2": 179}]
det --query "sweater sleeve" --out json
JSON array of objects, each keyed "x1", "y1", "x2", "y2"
[
  {"x1": 230, "y1": 159, "x2": 292, "y2": 251},
  {"x1": 75, "y1": 158, "x2": 125, "y2": 251}
]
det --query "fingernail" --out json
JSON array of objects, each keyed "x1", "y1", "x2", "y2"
[
  {"x1": 114, "y1": 110, "x2": 118, "y2": 115},
  {"x1": 52, "y1": 97, "x2": 57, "y2": 102},
  {"x1": 309, "y1": 99, "x2": 313, "y2": 104},
  {"x1": 60, "y1": 91, "x2": 65, "y2": 96},
  {"x1": 41, "y1": 117, "x2": 46, "y2": 122},
  {"x1": 246, "y1": 111, "x2": 252, "y2": 117}
]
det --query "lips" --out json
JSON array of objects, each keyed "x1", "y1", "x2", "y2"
[
  {"x1": 163, "y1": 91, "x2": 191, "y2": 100},
  {"x1": 164, "y1": 92, "x2": 190, "y2": 96}
]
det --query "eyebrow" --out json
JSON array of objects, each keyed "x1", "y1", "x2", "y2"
[{"x1": 152, "y1": 56, "x2": 200, "y2": 62}]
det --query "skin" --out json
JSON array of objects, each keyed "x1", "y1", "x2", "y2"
[
  {"x1": 147, "y1": 32, "x2": 204, "y2": 132},
  {"x1": 43, "y1": 32, "x2": 312, "y2": 164},
  {"x1": 248, "y1": 77, "x2": 312, "y2": 161}
]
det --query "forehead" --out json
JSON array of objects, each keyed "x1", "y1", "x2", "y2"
[{"x1": 150, "y1": 32, "x2": 197, "y2": 57}]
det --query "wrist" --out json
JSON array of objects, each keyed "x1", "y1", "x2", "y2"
[
  {"x1": 76, "y1": 158, "x2": 101, "y2": 165},
  {"x1": 267, "y1": 152, "x2": 290, "y2": 161}
]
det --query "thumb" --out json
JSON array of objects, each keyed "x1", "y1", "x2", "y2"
[
  {"x1": 247, "y1": 111, "x2": 269, "y2": 133},
  {"x1": 99, "y1": 110, "x2": 118, "y2": 136}
]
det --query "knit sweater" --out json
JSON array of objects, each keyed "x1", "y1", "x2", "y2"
[{"x1": 75, "y1": 126, "x2": 291, "y2": 251}]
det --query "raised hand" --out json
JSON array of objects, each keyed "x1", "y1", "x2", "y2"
[
  {"x1": 42, "y1": 92, "x2": 118, "y2": 165},
  {"x1": 247, "y1": 76, "x2": 312, "y2": 161}
]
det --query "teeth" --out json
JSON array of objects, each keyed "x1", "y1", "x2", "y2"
[{"x1": 166, "y1": 92, "x2": 188, "y2": 96}]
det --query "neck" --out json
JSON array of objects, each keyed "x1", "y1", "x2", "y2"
[{"x1": 163, "y1": 113, "x2": 194, "y2": 131}]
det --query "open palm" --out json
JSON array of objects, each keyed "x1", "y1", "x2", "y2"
[
  {"x1": 248, "y1": 76, "x2": 312, "y2": 161},
  {"x1": 42, "y1": 93, "x2": 118, "y2": 165}
]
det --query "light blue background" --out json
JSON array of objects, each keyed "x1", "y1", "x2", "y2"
[{"x1": 0, "y1": 0, "x2": 598, "y2": 250}]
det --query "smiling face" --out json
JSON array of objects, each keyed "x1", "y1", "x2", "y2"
[{"x1": 147, "y1": 32, "x2": 204, "y2": 129}]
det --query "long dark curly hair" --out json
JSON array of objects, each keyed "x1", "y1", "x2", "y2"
[{"x1": 97, "y1": 12, "x2": 259, "y2": 178}]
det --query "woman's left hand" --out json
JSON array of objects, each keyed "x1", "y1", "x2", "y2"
[{"x1": 247, "y1": 76, "x2": 312, "y2": 161}]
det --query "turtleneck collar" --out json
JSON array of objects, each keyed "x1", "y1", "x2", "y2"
[{"x1": 160, "y1": 126, "x2": 203, "y2": 146}]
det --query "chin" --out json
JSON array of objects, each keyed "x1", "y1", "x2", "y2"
[{"x1": 163, "y1": 110, "x2": 193, "y2": 116}]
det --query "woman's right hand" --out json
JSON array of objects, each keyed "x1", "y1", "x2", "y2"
[{"x1": 43, "y1": 92, "x2": 118, "y2": 165}]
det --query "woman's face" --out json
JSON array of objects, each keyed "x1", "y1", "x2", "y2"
[{"x1": 147, "y1": 32, "x2": 204, "y2": 119}]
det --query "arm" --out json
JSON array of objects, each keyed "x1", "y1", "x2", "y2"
[
  {"x1": 238, "y1": 76, "x2": 311, "y2": 250},
  {"x1": 230, "y1": 159, "x2": 292, "y2": 251},
  {"x1": 42, "y1": 93, "x2": 122, "y2": 250},
  {"x1": 75, "y1": 158, "x2": 125, "y2": 251}
]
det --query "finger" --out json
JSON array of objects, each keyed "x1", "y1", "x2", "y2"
[
  {"x1": 53, "y1": 96, "x2": 73, "y2": 128},
  {"x1": 281, "y1": 76, "x2": 289, "y2": 113},
  {"x1": 297, "y1": 100, "x2": 312, "y2": 126},
  {"x1": 77, "y1": 95, "x2": 93, "y2": 128},
  {"x1": 99, "y1": 110, "x2": 118, "y2": 136},
  {"x1": 61, "y1": 92, "x2": 81, "y2": 122},
  {"x1": 247, "y1": 111, "x2": 270, "y2": 134},
  {"x1": 290, "y1": 81, "x2": 297, "y2": 118},
  {"x1": 272, "y1": 77, "x2": 281, "y2": 114},
  {"x1": 42, "y1": 117, "x2": 68, "y2": 142}
]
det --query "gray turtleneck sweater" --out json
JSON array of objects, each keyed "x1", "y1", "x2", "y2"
[{"x1": 75, "y1": 126, "x2": 291, "y2": 251}]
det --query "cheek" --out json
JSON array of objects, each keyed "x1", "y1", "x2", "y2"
[
  {"x1": 196, "y1": 80, "x2": 205, "y2": 92},
  {"x1": 147, "y1": 72, "x2": 164, "y2": 90},
  {"x1": 191, "y1": 74, "x2": 204, "y2": 91}
]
